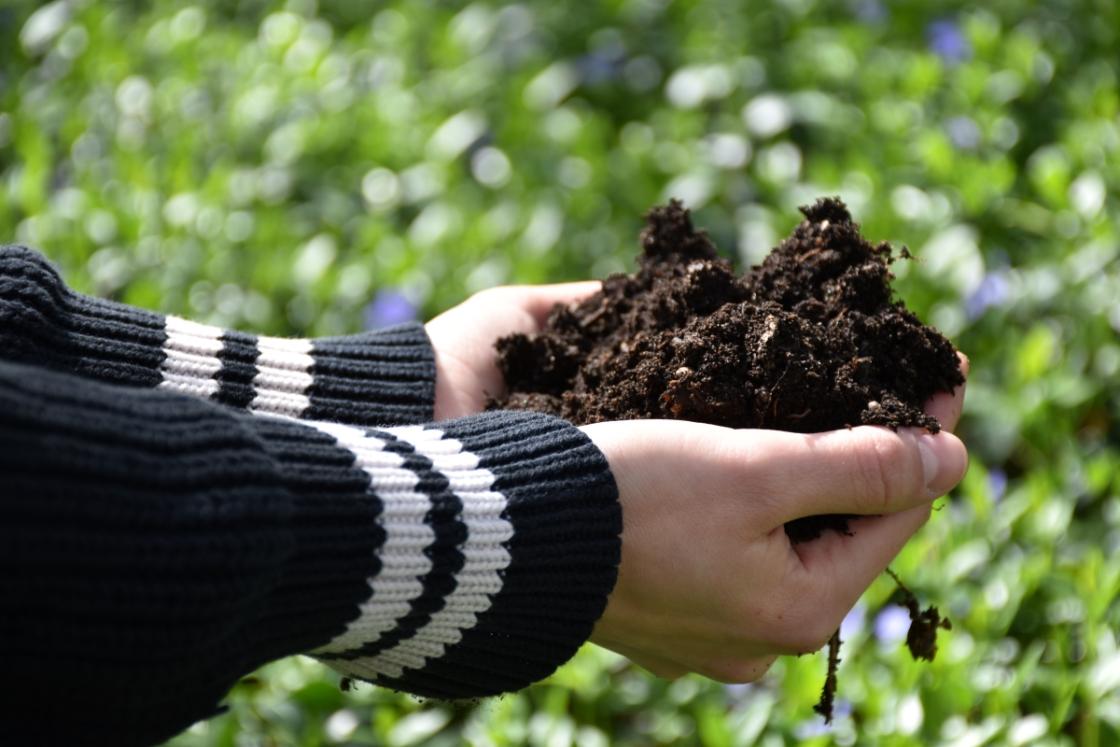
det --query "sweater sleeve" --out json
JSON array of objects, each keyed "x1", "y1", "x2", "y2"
[
  {"x1": 0, "y1": 245, "x2": 435, "y2": 426},
  {"x1": 0, "y1": 359, "x2": 620, "y2": 747}
]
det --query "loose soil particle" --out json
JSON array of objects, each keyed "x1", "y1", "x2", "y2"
[{"x1": 493, "y1": 198, "x2": 964, "y2": 720}]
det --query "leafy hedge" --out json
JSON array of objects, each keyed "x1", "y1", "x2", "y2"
[{"x1": 2, "y1": 0, "x2": 1118, "y2": 744}]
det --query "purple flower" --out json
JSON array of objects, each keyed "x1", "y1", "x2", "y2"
[
  {"x1": 947, "y1": 116, "x2": 981, "y2": 150},
  {"x1": 874, "y1": 606, "x2": 911, "y2": 644},
  {"x1": 927, "y1": 19, "x2": 970, "y2": 63},
  {"x1": 840, "y1": 602, "x2": 866, "y2": 639},
  {"x1": 965, "y1": 271, "x2": 1011, "y2": 319},
  {"x1": 988, "y1": 468, "x2": 1008, "y2": 502},
  {"x1": 364, "y1": 290, "x2": 417, "y2": 330}
]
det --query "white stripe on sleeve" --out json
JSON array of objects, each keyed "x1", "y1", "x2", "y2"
[
  {"x1": 329, "y1": 426, "x2": 513, "y2": 680},
  {"x1": 305, "y1": 419, "x2": 435, "y2": 656},
  {"x1": 250, "y1": 335, "x2": 314, "y2": 418},
  {"x1": 158, "y1": 315, "x2": 223, "y2": 400}
]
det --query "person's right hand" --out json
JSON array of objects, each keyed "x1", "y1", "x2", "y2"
[{"x1": 583, "y1": 356, "x2": 968, "y2": 682}]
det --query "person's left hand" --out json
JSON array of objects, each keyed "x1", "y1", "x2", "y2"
[{"x1": 425, "y1": 282, "x2": 601, "y2": 420}]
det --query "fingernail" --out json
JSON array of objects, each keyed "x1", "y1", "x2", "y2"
[{"x1": 918, "y1": 435, "x2": 940, "y2": 498}]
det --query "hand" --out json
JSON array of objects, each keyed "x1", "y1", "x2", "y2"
[
  {"x1": 425, "y1": 282, "x2": 600, "y2": 420},
  {"x1": 584, "y1": 355, "x2": 969, "y2": 682}
]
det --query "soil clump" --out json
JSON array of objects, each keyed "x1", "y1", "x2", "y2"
[
  {"x1": 495, "y1": 197, "x2": 962, "y2": 537},
  {"x1": 493, "y1": 198, "x2": 963, "y2": 718}
]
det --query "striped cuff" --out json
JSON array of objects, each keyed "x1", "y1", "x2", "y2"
[
  {"x1": 304, "y1": 411, "x2": 621, "y2": 699},
  {"x1": 0, "y1": 245, "x2": 435, "y2": 426}
]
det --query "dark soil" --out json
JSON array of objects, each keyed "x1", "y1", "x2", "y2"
[
  {"x1": 495, "y1": 198, "x2": 962, "y2": 535},
  {"x1": 493, "y1": 198, "x2": 963, "y2": 719}
]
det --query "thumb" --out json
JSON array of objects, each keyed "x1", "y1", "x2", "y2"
[{"x1": 746, "y1": 426, "x2": 968, "y2": 525}]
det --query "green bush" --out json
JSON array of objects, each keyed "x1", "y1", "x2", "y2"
[{"x1": 3, "y1": 0, "x2": 1118, "y2": 744}]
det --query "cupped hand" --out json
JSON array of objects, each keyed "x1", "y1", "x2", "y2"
[
  {"x1": 425, "y1": 283, "x2": 600, "y2": 420},
  {"x1": 584, "y1": 354, "x2": 969, "y2": 682}
]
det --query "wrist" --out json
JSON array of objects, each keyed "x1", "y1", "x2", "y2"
[{"x1": 430, "y1": 344, "x2": 488, "y2": 420}]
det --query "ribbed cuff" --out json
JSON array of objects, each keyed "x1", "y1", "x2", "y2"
[
  {"x1": 0, "y1": 245, "x2": 436, "y2": 426},
  {"x1": 296, "y1": 326, "x2": 435, "y2": 425},
  {"x1": 309, "y1": 411, "x2": 622, "y2": 699}
]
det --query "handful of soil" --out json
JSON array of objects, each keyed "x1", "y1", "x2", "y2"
[{"x1": 493, "y1": 198, "x2": 963, "y2": 719}]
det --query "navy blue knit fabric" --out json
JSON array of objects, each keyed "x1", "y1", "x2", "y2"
[
  {"x1": 0, "y1": 248, "x2": 623, "y2": 746},
  {"x1": 0, "y1": 245, "x2": 167, "y2": 387},
  {"x1": 0, "y1": 245, "x2": 436, "y2": 426},
  {"x1": 0, "y1": 360, "x2": 381, "y2": 745}
]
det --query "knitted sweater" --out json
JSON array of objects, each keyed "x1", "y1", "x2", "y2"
[{"x1": 0, "y1": 246, "x2": 622, "y2": 746}]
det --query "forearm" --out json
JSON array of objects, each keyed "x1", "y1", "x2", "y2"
[
  {"x1": 0, "y1": 360, "x2": 620, "y2": 744},
  {"x1": 0, "y1": 245, "x2": 435, "y2": 426}
]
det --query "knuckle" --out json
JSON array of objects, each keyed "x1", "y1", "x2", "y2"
[{"x1": 851, "y1": 433, "x2": 908, "y2": 512}]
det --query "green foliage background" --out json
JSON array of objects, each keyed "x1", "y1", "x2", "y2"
[{"x1": 2, "y1": 0, "x2": 1119, "y2": 744}]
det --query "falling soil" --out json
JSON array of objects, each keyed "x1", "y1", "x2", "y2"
[{"x1": 493, "y1": 198, "x2": 963, "y2": 720}]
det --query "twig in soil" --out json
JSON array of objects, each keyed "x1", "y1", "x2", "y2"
[
  {"x1": 886, "y1": 567, "x2": 952, "y2": 661},
  {"x1": 813, "y1": 569, "x2": 950, "y2": 722},
  {"x1": 813, "y1": 629, "x2": 842, "y2": 723}
]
